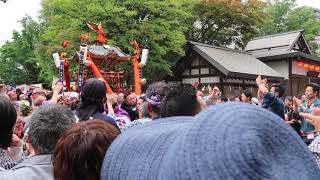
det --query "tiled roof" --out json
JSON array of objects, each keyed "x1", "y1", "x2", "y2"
[
  {"x1": 245, "y1": 30, "x2": 303, "y2": 52},
  {"x1": 189, "y1": 42, "x2": 283, "y2": 79}
]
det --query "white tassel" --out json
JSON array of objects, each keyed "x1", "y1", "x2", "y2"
[
  {"x1": 139, "y1": 49, "x2": 149, "y2": 68},
  {"x1": 52, "y1": 52, "x2": 61, "y2": 68}
]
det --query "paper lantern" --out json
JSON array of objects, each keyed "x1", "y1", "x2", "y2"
[
  {"x1": 303, "y1": 64, "x2": 309, "y2": 68},
  {"x1": 297, "y1": 62, "x2": 303, "y2": 67}
]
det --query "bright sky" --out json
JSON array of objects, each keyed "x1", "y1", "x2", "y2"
[
  {"x1": 0, "y1": 0, "x2": 42, "y2": 46},
  {"x1": 296, "y1": 0, "x2": 320, "y2": 9},
  {"x1": 0, "y1": 0, "x2": 319, "y2": 46}
]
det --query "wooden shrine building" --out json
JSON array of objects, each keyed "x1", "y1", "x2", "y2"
[
  {"x1": 246, "y1": 30, "x2": 320, "y2": 96},
  {"x1": 174, "y1": 30, "x2": 320, "y2": 97}
]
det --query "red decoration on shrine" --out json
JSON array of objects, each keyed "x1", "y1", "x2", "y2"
[
  {"x1": 62, "y1": 41, "x2": 71, "y2": 48},
  {"x1": 86, "y1": 22, "x2": 108, "y2": 44},
  {"x1": 52, "y1": 22, "x2": 148, "y2": 94}
]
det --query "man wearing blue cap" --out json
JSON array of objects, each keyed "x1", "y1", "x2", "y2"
[{"x1": 101, "y1": 103, "x2": 320, "y2": 180}]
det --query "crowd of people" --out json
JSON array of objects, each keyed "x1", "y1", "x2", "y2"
[{"x1": 0, "y1": 75, "x2": 320, "y2": 179}]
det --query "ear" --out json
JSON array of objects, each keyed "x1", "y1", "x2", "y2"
[{"x1": 25, "y1": 134, "x2": 36, "y2": 156}]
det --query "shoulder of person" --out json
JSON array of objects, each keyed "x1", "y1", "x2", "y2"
[
  {"x1": 314, "y1": 99, "x2": 320, "y2": 106},
  {"x1": 92, "y1": 112, "x2": 119, "y2": 127},
  {"x1": 263, "y1": 92, "x2": 274, "y2": 99},
  {"x1": 278, "y1": 98, "x2": 285, "y2": 106},
  {"x1": 121, "y1": 102, "x2": 129, "y2": 108},
  {"x1": 0, "y1": 155, "x2": 52, "y2": 180},
  {"x1": 309, "y1": 135, "x2": 320, "y2": 154},
  {"x1": 262, "y1": 92, "x2": 277, "y2": 105},
  {"x1": 92, "y1": 111, "x2": 113, "y2": 119}
]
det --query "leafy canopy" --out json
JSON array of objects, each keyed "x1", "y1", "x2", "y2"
[
  {"x1": 187, "y1": 0, "x2": 267, "y2": 49},
  {"x1": 259, "y1": 0, "x2": 320, "y2": 54},
  {"x1": 0, "y1": 16, "x2": 42, "y2": 84},
  {"x1": 39, "y1": 0, "x2": 194, "y2": 83}
]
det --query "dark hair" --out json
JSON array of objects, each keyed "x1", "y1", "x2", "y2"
[
  {"x1": 53, "y1": 120, "x2": 120, "y2": 180},
  {"x1": 5, "y1": 85, "x2": 15, "y2": 94},
  {"x1": 306, "y1": 83, "x2": 320, "y2": 95},
  {"x1": 140, "y1": 101, "x2": 151, "y2": 118},
  {"x1": 230, "y1": 95, "x2": 240, "y2": 101},
  {"x1": 285, "y1": 96, "x2": 293, "y2": 102},
  {"x1": 46, "y1": 92, "x2": 53, "y2": 101},
  {"x1": 77, "y1": 78, "x2": 106, "y2": 121},
  {"x1": 166, "y1": 82, "x2": 180, "y2": 90},
  {"x1": 145, "y1": 82, "x2": 171, "y2": 116},
  {"x1": 139, "y1": 94, "x2": 146, "y2": 102},
  {"x1": 219, "y1": 96, "x2": 229, "y2": 102},
  {"x1": 16, "y1": 89, "x2": 22, "y2": 96},
  {"x1": 160, "y1": 84, "x2": 199, "y2": 117},
  {"x1": 0, "y1": 96, "x2": 17, "y2": 149},
  {"x1": 271, "y1": 84, "x2": 285, "y2": 98},
  {"x1": 17, "y1": 93, "x2": 23, "y2": 101},
  {"x1": 28, "y1": 104, "x2": 76, "y2": 154},
  {"x1": 123, "y1": 90, "x2": 134, "y2": 101},
  {"x1": 242, "y1": 89, "x2": 252, "y2": 100}
]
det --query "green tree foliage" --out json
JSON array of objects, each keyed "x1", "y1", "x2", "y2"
[
  {"x1": 187, "y1": 0, "x2": 266, "y2": 49},
  {"x1": 259, "y1": 0, "x2": 296, "y2": 34},
  {"x1": 38, "y1": 0, "x2": 194, "y2": 83},
  {"x1": 0, "y1": 16, "x2": 42, "y2": 85},
  {"x1": 259, "y1": 0, "x2": 320, "y2": 54},
  {"x1": 1, "y1": 0, "x2": 319, "y2": 85},
  {"x1": 286, "y1": 7, "x2": 320, "y2": 53}
]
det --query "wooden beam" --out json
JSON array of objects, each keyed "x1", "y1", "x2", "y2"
[
  {"x1": 219, "y1": 77, "x2": 224, "y2": 95},
  {"x1": 288, "y1": 58, "x2": 292, "y2": 96},
  {"x1": 182, "y1": 74, "x2": 220, "y2": 78},
  {"x1": 242, "y1": 79, "x2": 245, "y2": 90},
  {"x1": 190, "y1": 65, "x2": 214, "y2": 69},
  {"x1": 198, "y1": 57, "x2": 201, "y2": 83}
]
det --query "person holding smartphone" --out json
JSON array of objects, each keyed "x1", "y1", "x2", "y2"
[
  {"x1": 284, "y1": 96, "x2": 301, "y2": 136},
  {"x1": 299, "y1": 109, "x2": 320, "y2": 168},
  {"x1": 293, "y1": 83, "x2": 320, "y2": 145}
]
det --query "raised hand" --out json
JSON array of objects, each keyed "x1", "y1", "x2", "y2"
[
  {"x1": 293, "y1": 96, "x2": 299, "y2": 105},
  {"x1": 107, "y1": 93, "x2": 118, "y2": 105},
  {"x1": 262, "y1": 78, "x2": 267, "y2": 86},
  {"x1": 256, "y1": 75, "x2": 262, "y2": 85},
  {"x1": 212, "y1": 86, "x2": 221, "y2": 97},
  {"x1": 11, "y1": 134, "x2": 22, "y2": 148},
  {"x1": 299, "y1": 111, "x2": 320, "y2": 131},
  {"x1": 53, "y1": 81, "x2": 63, "y2": 94}
]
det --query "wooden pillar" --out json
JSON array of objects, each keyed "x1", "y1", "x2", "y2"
[
  {"x1": 117, "y1": 73, "x2": 120, "y2": 93},
  {"x1": 131, "y1": 41, "x2": 142, "y2": 95},
  {"x1": 242, "y1": 78, "x2": 245, "y2": 90},
  {"x1": 87, "y1": 57, "x2": 113, "y2": 94},
  {"x1": 288, "y1": 59, "x2": 292, "y2": 96},
  {"x1": 219, "y1": 77, "x2": 224, "y2": 95},
  {"x1": 132, "y1": 55, "x2": 141, "y2": 95},
  {"x1": 198, "y1": 57, "x2": 201, "y2": 83}
]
